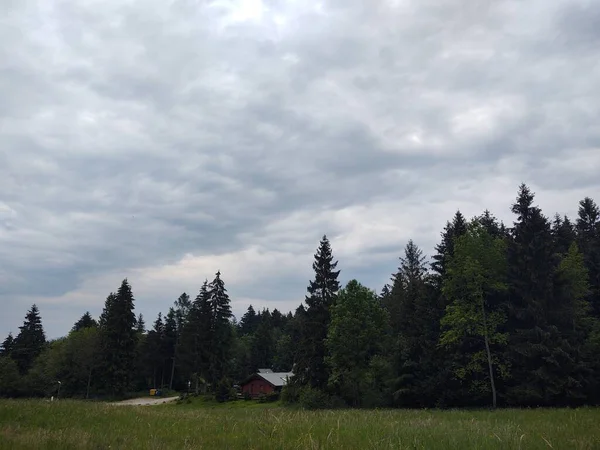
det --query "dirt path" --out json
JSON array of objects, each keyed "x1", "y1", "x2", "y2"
[{"x1": 110, "y1": 396, "x2": 179, "y2": 406}]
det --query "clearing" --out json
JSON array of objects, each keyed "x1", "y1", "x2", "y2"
[{"x1": 0, "y1": 399, "x2": 599, "y2": 449}]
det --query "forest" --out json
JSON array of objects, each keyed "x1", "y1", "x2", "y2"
[{"x1": 1, "y1": 183, "x2": 599, "y2": 409}]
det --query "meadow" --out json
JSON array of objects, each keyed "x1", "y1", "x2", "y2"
[{"x1": 1, "y1": 399, "x2": 599, "y2": 449}]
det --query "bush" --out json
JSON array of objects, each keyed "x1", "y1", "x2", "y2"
[
  {"x1": 243, "y1": 391, "x2": 251, "y2": 401},
  {"x1": 257, "y1": 391, "x2": 279, "y2": 403},
  {"x1": 280, "y1": 384, "x2": 301, "y2": 404},
  {"x1": 298, "y1": 387, "x2": 332, "y2": 410},
  {"x1": 215, "y1": 378, "x2": 236, "y2": 403}
]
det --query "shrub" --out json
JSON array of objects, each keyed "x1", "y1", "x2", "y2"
[
  {"x1": 280, "y1": 384, "x2": 301, "y2": 404},
  {"x1": 298, "y1": 387, "x2": 331, "y2": 410},
  {"x1": 258, "y1": 391, "x2": 279, "y2": 403}
]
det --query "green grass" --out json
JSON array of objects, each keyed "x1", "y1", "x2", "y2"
[{"x1": 1, "y1": 399, "x2": 599, "y2": 449}]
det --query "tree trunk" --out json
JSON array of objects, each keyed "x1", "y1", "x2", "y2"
[
  {"x1": 169, "y1": 356, "x2": 176, "y2": 390},
  {"x1": 481, "y1": 297, "x2": 497, "y2": 409},
  {"x1": 86, "y1": 368, "x2": 93, "y2": 399}
]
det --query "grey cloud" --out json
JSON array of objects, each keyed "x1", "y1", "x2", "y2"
[{"x1": 2, "y1": 0, "x2": 600, "y2": 337}]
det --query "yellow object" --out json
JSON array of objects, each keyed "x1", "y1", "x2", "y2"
[{"x1": 150, "y1": 389, "x2": 156, "y2": 396}]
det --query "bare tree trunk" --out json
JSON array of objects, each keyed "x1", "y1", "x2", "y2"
[
  {"x1": 481, "y1": 297, "x2": 497, "y2": 409},
  {"x1": 169, "y1": 356, "x2": 176, "y2": 390},
  {"x1": 86, "y1": 368, "x2": 93, "y2": 399}
]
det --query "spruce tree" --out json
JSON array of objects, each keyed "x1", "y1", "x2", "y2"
[
  {"x1": 144, "y1": 313, "x2": 166, "y2": 388},
  {"x1": 505, "y1": 184, "x2": 567, "y2": 405},
  {"x1": 0, "y1": 333, "x2": 15, "y2": 356},
  {"x1": 99, "y1": 279, "x2": 137, "y2": 395},
  {"x1": 164, "y1": 308, "x2": 178, "y2": 389},
  {"x1": 12, "y1": 304, "x2": 46, "y2": 374},
  {"x1": 179, "y1": 281, "x2": 212, "y2": 390},
  {"x1": 431, "y1": 211, "x2": 468, "y2": 283},
  {"x1": 135, "y1": 314, "x2": 146, "y2": 334},
  {"x1": 250, "y1": 309, "x2": 275, "y2": 371},
  {"x1": 294, "y1": 235, "x2": 340, "y2": 390},
  {"x1": 576, "y1": 197, "x2": 600, "y2": 317},
  {"x1": 239, "y1": 305, "x2": 259, "y2": 336},
  {"x1": 72, "y1": 312, "x2": 98, "y2": 332},
  {"x1": 207, "y1": 271, "x2": 233, "y2": 386},
  {"x1": 389, "y1": 241, "x2": 440, "y2": 407}
]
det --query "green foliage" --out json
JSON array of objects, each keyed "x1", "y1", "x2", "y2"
[
  {"x1": 98, "y1": 280, "x2": 137, "y2": 396},
  {"x1": 3, "y1": 183, "x2": 600, "y2": 410},
  {"x1": 295, "y1": 235, "x2": 340, "y2": 391},
  {"x1": 71, "y1": 312, "x2": 97, "y2": 333},
  {"x1": 12, "y1": 304, "x2": 46, "y2": 374},
  {"x1": 0, "y1": 357, "x2": 21, "y2": 397},
  {"x1": 298, "y1": 386, "x2": 336, "y2": 410},
  {"x1": 326, "y1": 280, "x2": 388, "y2": 407},
  {"x1": 440, "y1": 221, "x2": 509, "y2": 407}
]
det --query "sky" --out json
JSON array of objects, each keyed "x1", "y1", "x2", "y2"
[{"x1": 2, "y1": 0, "x2": 600, "y2": 339}]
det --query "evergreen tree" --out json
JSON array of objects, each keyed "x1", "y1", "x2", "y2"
[
  {"x1": 552, "y1": 215, "x2": 577, "y2": 257},
  {"x1": 179, "y1": 281, "x2": 212, "y2": 391},
  {"x1": 164, "y1": 308, "x2": 178, "y2": 389},
  {"x1": 1, "y1": 333, "x2": 15, "y2": 357},
  {"x1": 239, "y1": 305, "x2": 259, "y2": 336},
  {"x1": 12, "y1": 304, "x2": 46, "y2": 374},
  {"x1": 135, "y1": 314, "x2": 146, "y2": 334},
  {"x1": 72, "y1": 312, "x2": 98, "y2": 332},
  {"x1": 250, "y1": 309, "x2": 275, "y2": 371},
  {"x1": 389, "y1": 241, "x2": 440, "y2": 407},
  {"x1": 144, "y1": 313, "x2": 166, "y2": 388},
  {"x1": 505, "y1": 184, "x2": 569, "y2": 405},
  {"x1": 207, "y1": 271, "x2": 233, "y2": 386},
  {"x1": 576, "y1": 197, "x2": 600, "y2": 317},
  {"x1": 294, "y1": 235, "x2": 340, "y2": 390},
  {"x1": 431, "y1": 211, "x2": 468, "y2": 283},
  {"x1": 99, "y1": 279, "x2": 137, "y2": 395}
]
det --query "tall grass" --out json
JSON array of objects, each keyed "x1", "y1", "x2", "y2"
[{"x1": 0, "y1": 399, "x2": 599, "y2": 449}]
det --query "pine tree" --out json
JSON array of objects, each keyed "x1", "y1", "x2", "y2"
[
  {"x1": 164, "y1": 308, "x2": 178, "y2": 389},
  {"x1": 250, "y1": 309, "x2": 275, "y2": 371},
  {"x1": 12, "y1": 304, "x2": 46, "y2": 374},
  {"x1": 576, "y1": 197, "x2": 600, "y2": 317},
  {"x1": 389, "y1": 241, "x2": 440, "y2": 407},
  {"x1": 505, "y1": 184, "x2": 566, "y2": 405},
  {"x1": 99, "y1": 279, "x2": 137, "y2": 395},
  {"x1": 144, "y1": 313, "x2": 165, "y2": 388},
  {"x1": 239, "y1": 305, "x2": 259, "y2": 336},
  {"x1": 552, "y1": 215, "x2": 577, "y2": 257},
  {"x1": 207, "y1": 271, "x2": 233, "y2": 386},
  {"x1": 431, "y1": 211, "x2": 468, "y2": 283},
  {"x1": 294, "y1": 235, "x2": 340, "y2": 390},
  {"x1": 135, "y1": 314, "x2": 146, "y2": 334},
  {"x1": 0, "y1": 333, "x2": 15, "y2": 356},
  {"x1": 72, "y1": 312, "x2": 98, "y2": 332},
  {"x1": 179, "y1": 281, "x2": 212, "y2": 391}
]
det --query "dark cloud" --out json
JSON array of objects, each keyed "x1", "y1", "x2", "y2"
[{"x1": 2, "y1": 0, "x2": 599, "y2": 337}]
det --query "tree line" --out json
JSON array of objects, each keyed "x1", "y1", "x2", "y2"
[{"x1": 1, "y1": 184, "x2": 599, "y2": 408}]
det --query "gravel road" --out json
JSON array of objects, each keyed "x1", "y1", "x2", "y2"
[{"x1": 110, "y1": 396, "x2": 179, "y2": 406}]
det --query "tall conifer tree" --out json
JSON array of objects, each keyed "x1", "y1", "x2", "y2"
[
  {"x1": 294, "y1": 235, "x2": 340, "y2": 390},
  {"x1": 12, "y1": 304, "x2": 46, "y2": 374}
]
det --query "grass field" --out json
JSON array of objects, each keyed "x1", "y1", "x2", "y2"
[{"x1": 1, "y1": 399, "x2": 599, "y2": 449}]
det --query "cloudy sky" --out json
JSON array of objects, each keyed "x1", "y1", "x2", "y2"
[{"x1": 2, "y1": 0, "x2": 599, "y2": 338}]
